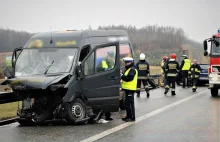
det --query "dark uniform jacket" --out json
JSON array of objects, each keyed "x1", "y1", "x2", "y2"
[
  {"x1": 189, "y1": 64, "x2": 201, "y2": 78},
  {"x1": 165, "y1": 59, "x2": 180, "y2": 78},
  {"x1": 135, "y1": 60, "x2": 150, "y2": 77}
]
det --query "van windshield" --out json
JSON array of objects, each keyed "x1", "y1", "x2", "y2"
[{"x1": 15, "y1": 48, "x2": 77, "y2": 77}]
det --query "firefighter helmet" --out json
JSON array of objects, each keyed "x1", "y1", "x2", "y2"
[
  {"x1": 139, "y1": 53, "x2": 145, "y2": 60},
  {"x1": 170, "y1": 53, "x2": 176, "y2": 59},
  {"x1": 163, "y1": 56, "x2": 168, "y2": 60}
]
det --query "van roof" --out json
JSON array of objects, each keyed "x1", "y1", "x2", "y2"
[
  {"x1": 33, "y1": 30, "x2": 129, "y2": 38},
  {"x1": 25, "y1": 30, "x2": 129, "y2": 49}
]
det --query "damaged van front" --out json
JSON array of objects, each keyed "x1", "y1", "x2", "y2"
[{"x1": 1, "y1": 30, "x2": 126, "y2": 125}]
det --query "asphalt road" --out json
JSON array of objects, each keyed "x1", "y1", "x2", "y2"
[{"x1": 0, "y1": 86, "x2": 220, "y2": 142}]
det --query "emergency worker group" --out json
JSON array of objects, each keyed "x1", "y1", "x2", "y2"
[{"x1": 98, "y1": 51, "x2": 201, "y2": 122}]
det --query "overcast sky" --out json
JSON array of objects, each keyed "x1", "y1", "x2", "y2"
[{"x1": 0, "y1": 0, "x2": 219, "y2": 42}]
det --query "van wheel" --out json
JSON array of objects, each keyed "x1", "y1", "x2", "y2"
[
  {"x1": 211, "y1": 88, "x2": 218, "y2": 97},
  {"x1": 67, "y1": 98, "x2": 86, "y2": 123}
]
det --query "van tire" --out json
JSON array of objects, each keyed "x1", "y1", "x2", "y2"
[
  {"x1": 67, "y1": 98, "x2": 86, "y2": 124},
  {"x1": 211, "y1": 88, "x2": 218, "y2": 97}
]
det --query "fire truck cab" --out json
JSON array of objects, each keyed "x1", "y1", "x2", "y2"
[{"x1": 203, "y1": 29, "x2": 220, "y2": 97}]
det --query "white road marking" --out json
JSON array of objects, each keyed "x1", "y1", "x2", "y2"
[{"x1": 80, "y1": 90, "x2": 208, "y2": 142}]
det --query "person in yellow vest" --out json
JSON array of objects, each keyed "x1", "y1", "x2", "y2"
[
  {"x1": 188, "y1": 59, "x2": 201, "y2": 92},
  {"x1": 96, "y1": 51, "x2": 115, "y2": 72},
  {"x1": 160, "y1": 56, "x2": 168, "y2": 87},
  {"x1": 121, "y1": 57, "x2": 138, "y2": 122},
  {"x1": 180, "y1": 55, "x2": 191, "y2": 88}
]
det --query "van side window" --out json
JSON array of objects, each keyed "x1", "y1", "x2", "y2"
[
  {"x1": 119, "y1": 43, "x2": 132, "y2": 68},
  {"x1": 95, "y1": 46, "x2": 116, "y2": 73},
  {"x1": 83, "y1": 52, "x2": 94, "y2": 75}
]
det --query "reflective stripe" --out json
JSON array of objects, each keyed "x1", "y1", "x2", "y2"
[
  {"x1": 122, "y1": 68, "x2": 138, "y2": 90},
  {"x1": 167, "y1": 73, "x2": 177, "y2": 77},
  {"x1": 182, "y1": 59, "x2": 191, "y2": 70},
  {"x1": 138, "y1": 76, "x2": 148, "y2": 80},
  {"x1": 191, "y1": 75, "x2": 199, "y2": 78},
  {"x1": 192, "y1": 86, "x2": 196, "y2": 89},
  {"x1": 136, "y1": 88, "x2": 141, "y2": 90},
  {"x1": 171, "y1": 88, "x2": 175, "y2": 91},
  {"x1": 144, "y1": 85, "x2": 149, "y2": 89},
  {"x1": 165, "y1": 85, "x2": 169, "y2": 89}
]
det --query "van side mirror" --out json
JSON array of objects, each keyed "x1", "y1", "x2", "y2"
[
  {"x1": 3, "y1": 68, "x2": 13, "y2": 79},
  {"x1": 76, "y1": 62, "x2": 84, "y2": 79},
  {"x1": 203, "y1": 40, "x2": 208, "y2": 50},
  {"x1": 204, "y1": 51, "x2": 208, "y2": 56}
]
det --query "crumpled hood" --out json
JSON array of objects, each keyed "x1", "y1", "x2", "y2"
[{"x1": 1, "y1": 73, "x2": 70, "y2": 90}]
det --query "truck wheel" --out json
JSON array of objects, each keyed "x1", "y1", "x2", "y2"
[
  {"x1": 211, "y1": 88, "x2": 218, "y2": 97},
  {"x1": 67, "y1": 98, "x2": 86, "y2": 124}
]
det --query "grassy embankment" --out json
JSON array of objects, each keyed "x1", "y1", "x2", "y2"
[{"x1": 0, "y1": 79, "x2": 21, "y2": 120}]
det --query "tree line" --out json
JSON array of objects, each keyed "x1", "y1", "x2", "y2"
[{"x1": 0, "y1": 25, "x2": 202, "y2": 67}]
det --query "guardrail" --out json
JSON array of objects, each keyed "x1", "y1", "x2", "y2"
[
  {"x1": 150, "y1": 74, "x2": 162, "y2": 86},
  {"x1": 0, "y1": 117, "x2": 18, "y2": 126}
]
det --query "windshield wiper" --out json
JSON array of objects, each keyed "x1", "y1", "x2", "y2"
[{"x1": 44, "y1": 60, "x2": 54, "y2": 74}]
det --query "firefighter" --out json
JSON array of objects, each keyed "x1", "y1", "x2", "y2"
[
  {"x1": 96, "y1": 51, "x2": 115, "y2": 120},
  {"x1": 121, "y1": 57, "x2": 138, "y2": 122},
  {"x1": 135, "y1": 53, "x2": 150, "y2": 98},
  {"x1": 164, "y1": 53, "x2": 180, "y2": 95},
  {"x1": 180, "y1": 55, "x2": 191, "y2": 88},
  {"x1": 160, "y1": 56, "x2": 168, "y2": 87},
  {"x1": 188, "y1": 59, "x2": 201, "y2": 92}
]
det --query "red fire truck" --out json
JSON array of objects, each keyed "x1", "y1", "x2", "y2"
[{"x1": 203, "y1": 29, "x2": 220, "y2": 97}]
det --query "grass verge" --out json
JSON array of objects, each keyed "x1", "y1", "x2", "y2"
[{"x1": 0, "y1": 102, "x2": 21, "y2": 120}]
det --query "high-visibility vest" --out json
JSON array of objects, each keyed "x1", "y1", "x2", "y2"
[
  {"x1": 122, "y1": 67, "x2": 138, "y2": 91},
  {"x1": 182, "y1": 59, "x2": 191, "y2": 70},
  {"x1": 102, "y1": 60, "x2": 114, "y2": 69}
]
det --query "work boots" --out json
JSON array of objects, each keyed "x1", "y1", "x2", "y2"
[
  {"x1": 171, "y1": 91, "x2": 176, "y2": 96},
  {"x1": 164, "y1": 88, "x2": 169, "y2": 95},
  {"x1": 192, "y1": 86, "x2": 196, "y2": 92},
  {"x1": 146, "y1": 91, "x2": 150, "y2": 98}
]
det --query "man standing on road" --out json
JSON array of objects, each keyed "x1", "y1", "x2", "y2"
[
  {"x1": 121, "y1": 57, "x2": 138, "y2": 122},
  {"x1": 135, "y1": 53, "x2": 151, "y2": 98},
  {"x1": 160, "y1": 56, "x2": 168, "y2": 87},
  {"x1": 180, "y1": 55, "x2": 191, "y2": 88},
  {"x1": 164, "y1": 53, "x2": 180, "y2": 95},
  {"x1": 188, "y1": 59, "x2": 201, "y2": 92}
]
